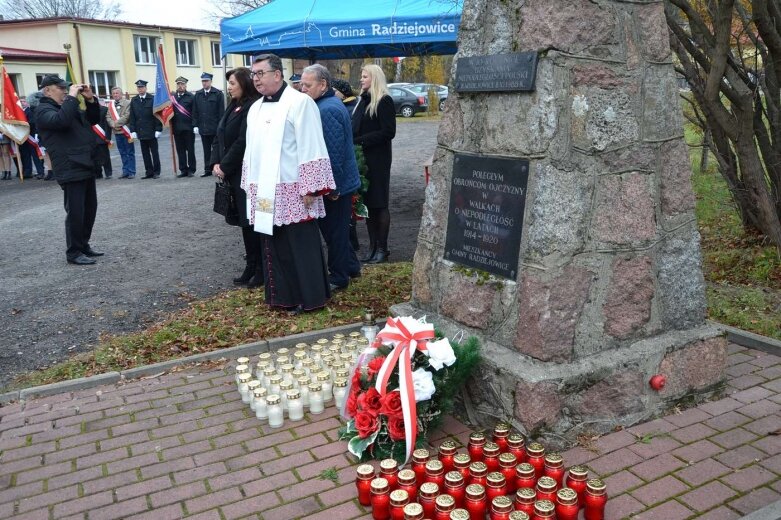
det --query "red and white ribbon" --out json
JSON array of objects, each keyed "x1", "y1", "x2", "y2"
[
  {"x1": 92, "y1": 124, "x2": 112, "y2": 147},
  {"x1": 27, "y1": 134, "x2": 44, "y2": 159},
  {"x1": 108, "y1": 102, "x2": 134, "y2": 142}
]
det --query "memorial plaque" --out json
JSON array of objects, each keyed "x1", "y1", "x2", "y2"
[
  {"x1": 454, "y1": 52, "x2": 538, "y2": 93},
  {"x1": 444, "y1": 154, "x2": 529, "y2": 280}
]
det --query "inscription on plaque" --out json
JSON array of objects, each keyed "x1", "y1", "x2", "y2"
[
  {"x1": 444, "y1": 154, "x2": 529, "y2": 280},
  {"x1": 454, "y1": 52, "x2": 538, "y2": 93}
]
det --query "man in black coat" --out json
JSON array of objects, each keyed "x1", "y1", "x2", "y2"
[
  {"x1": 95, "y1": 104, "x2": 113, "y2": 179},
  {"x1": 128, "y1": 79, "x2": 162, "y2": 179},
  {"x1": 192, "y1": 72, "x2": 224, "y2": 177},
  {"x1": 171, "y1": 76, "x2": 196, "y2": 177},
  {"x1": 35, "y1": 75, "x2": 105, "y2": 265}
]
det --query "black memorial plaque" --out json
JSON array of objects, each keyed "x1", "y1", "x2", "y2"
[
  {"x1": 454, "y1": 52, "x2": 538, "y2": 93},
  {"x1": 444, "y1": 154, "x2": 529, "y2": 280}
]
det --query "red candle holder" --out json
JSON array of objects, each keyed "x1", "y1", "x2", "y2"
[
  {"x1": 444, "y1": 471, "x2": 467, "y2": 508},
  {"x1": 533, "y1": 499, "x2": 556, "y2": 519},
  {"x1": 555, "y1": 487, "x2": 579, "y2": 520},
  {"x1": 439, "y1": 440, "x2": 458, "y2": 473},
  {"x1": 489, "y1": 495, "x2": 514, "y2": 520},
  {"x1": 411, "y1": 448, "x2": 430, "y2": 485},
  {"x1": 356, "y1": 464, "x2": 375, "y2": 506},
  {"x1": 468, "y1": 432, "x2": 486, "y2": 462},
  {"x1": 492, "y1": 422, "x2": 511, "y2": 453},
  {"x1": 542, "y1": 453, "x2": 564, "y2": 488},
  {"x1": 464, "y1": 483, "x2": 487, "y2": 520},
  {"x1": 425, "y1": 459, "x2": 445, "y2": 488},
  {"x1": 485, "y1": 471, "x2": 507, "y2": 504},
  {"x1": 535, "y1": 476, "x2": 558, "y2": 503},
  {"x1": 449, "y1": 508, "x2": 471, "y2": 520},
  {"x1": 514, "y1": 463, "x2": 536, "y2": 492},
  {"x1": 565, "y1": 465, "x2": 588, "y2": 508},
  {"x1": 454, "y1": 453, "x2": 471, "y2": 481},
  {"x1": 418, "y1": 482, "x2": 440, "y2": 519},
  {"x1": 498, "y1": 452, "x2": 518, "y2": 494},
  {"x1": 370, "y1": 477, "x2": 391, "y2": 520},
  {"x1": 397, "y1": 469, "x2": 418, "y2": 503},
  {"x1": 483, "y1": 442, "x2": 501, "y2": 473},
  {"x1": 584, "y1": 478, "x2": 607, "y2": 520},
  {"x1": 434, "y1": 494, "x2": 456, "y2": 520},
  {"x1": 380, "y1": 458, "x2": 400, "y2": 490},
  {"x1": 525, "y1": 443, "x2": 546, "y2": 479},
  {"x1": 389, "y1": 489, "x2": 410, "y2": 520},
  {"x1": 508, "y1": 512, "x2": 530, "y2": 520},
  {"x1": 514, "y1": 487, "x2": 536, "y2": 517},
  {"x1": 507, "y1": 433, "x2": 526, "y2": 464},
  {"x1": 468, "y1": 461, "x2": 488, "y2": 488},
  {"x1": 402, "y1": 502, "x2": 424, "y2": 520}
]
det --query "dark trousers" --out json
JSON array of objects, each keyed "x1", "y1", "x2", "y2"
[
  {"x1": 62, "y1": 178, "x2": 98, "y2": 260},
  {"x1": 174, "y1": 131, "x2": 196, "y2": 174},
  {"x1": 20, "y1": 142, "x2": 44, "y2": 176},
  {"x1": 319, "y1": 194, "x2": 361, "y2": 287},
  {"x1": 95, "y1": 145, "x2": 112, "y2": 177},
  {"x1": 139, "y1": 138, "x2": 160, "y2": 175},
  {"x1": 115, "y1": 133, "x2": 135, "y2": 175},
  {"x1": 200, "y1": 134, "x2": 215, "y2": 173}
]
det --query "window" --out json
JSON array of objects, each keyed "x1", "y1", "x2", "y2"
[
  {"x1": 176, "y1": 39, "x2": 197, "y2": 66},
  {"x1": 89, "y1": 71, "x2": 118, "y2": 98},
  {"x1": 243, "y1": 55, "x2": 253, "y2": 67},
  {"x1": 7, "y1": 73, "x2": 21, "y2": 94},
  {"x1": 134, "y1": 35, "x2": 157, "y2": 64},
  {"x1": 211, "y1": 42, "x2": 222, "y2": 67}
]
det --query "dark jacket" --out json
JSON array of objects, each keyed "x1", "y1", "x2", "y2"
[
  {"x1": 95, "y1": 106, "x2": 112, "y2": 146},
  {"x1": 170, "y1": 90, "x2": 195, "y2": 134},
  {"x1": 36, "y1": 95, "x2": 101, "y2": 184},
  {"x1": 127, "y1": 95, "x2": 162, "y2": 139},
  {"x1": 352, "y1": 92, "x2": 395, "y2": 173},
  {"x1": 315, "y1": 89, "x2": 360, "y2": 196},
  {"x1": 192, "y1": 88, "x2": 224, "y2": 136},
  {"x1": 210, "y1": 97, "x2": 256, "y2": 227}
]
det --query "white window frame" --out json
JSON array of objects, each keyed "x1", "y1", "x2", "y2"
[
  {"x1": 211, "y1": 42, "x2": 222, "y2": 67},
  {"x1": 134, "y1": 35, "x2": 157, "y2": 65},
  {"x1": 88, "y1": 71, "x2": 117, "y2": 98},
  {"x1": 243, "y1": 55, "x2": 253, "y2": 67},
  {"x1": 176, "y1": 39, "x2": 197, "y2": 66}
]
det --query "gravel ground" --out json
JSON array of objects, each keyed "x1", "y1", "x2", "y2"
[{"x1": 0, "y1": 119, "x2": 438, "y2": 388}]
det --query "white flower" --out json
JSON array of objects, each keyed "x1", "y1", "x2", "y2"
[
  {"x1": 426, "y1": 338, "x2": 456, "y2": 371},
  {"x1": 411, "y1": 368, "x2": 436, "y2": 402}
]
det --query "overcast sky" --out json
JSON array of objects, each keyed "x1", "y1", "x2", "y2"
[{"x1": 118, "y1": 0, "x2": 217, "y2": 31}]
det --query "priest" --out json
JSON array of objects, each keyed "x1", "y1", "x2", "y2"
[{"x1": 242, "y1": 54, "x2": 336, "y2": 314}]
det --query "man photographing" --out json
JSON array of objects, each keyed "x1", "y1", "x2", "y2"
[{"x1": 36, "y1": 75, "x2": 105, "y2": 265}]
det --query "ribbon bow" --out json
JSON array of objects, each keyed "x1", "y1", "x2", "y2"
[{"x1": 373, "y1": 317, "x2": 435, "y2": 464}]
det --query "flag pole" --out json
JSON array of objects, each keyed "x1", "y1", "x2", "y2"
[
  {"x1": 12, "y1": 142, "x2": 24, "y2": 183},
  {"x1": 157, "y1": 43, "x2": 177, "y2": 176}
]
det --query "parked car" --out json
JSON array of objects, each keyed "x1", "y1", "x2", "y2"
[
  {"x1": 405, "y1": 83, "x2": 449, "y2": 111},
  {"x1": 388, "y1": 86, "x2": 428, "y2": 117}
]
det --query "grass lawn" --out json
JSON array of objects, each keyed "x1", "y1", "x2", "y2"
[{"x1": 5, "y1": 121, "x2": 779, "y2": 392}]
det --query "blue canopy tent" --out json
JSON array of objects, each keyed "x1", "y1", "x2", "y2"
[{"x1": 220, "y1": 0, "x2": 463, "y2": 60}]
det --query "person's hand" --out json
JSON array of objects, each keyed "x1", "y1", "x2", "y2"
[
  {"x1": 68, "y1": 84, "x2": 81, "y2": 97},
  {"x1": 154, "y1": 131, "x2": 161, "y2": 139},
  {"x1": 303, "y1": 195, "x2": 315, "y2": 208},
  {"x1": 130, "y1": 132, "x2": 138, "y2": 139},
  {"x1": 213, "y1": 164, "x2": 224, "y2": 179},
  {"x1": 81, "y1": 85, "x2": 94, "y2": 100},
  {"x1": 193, "y1": 127, "x2": 199, "y2": 135}
]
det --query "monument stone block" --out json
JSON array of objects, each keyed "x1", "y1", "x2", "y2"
[
  {"x1": 603, "y1": 256, "x2": 655, "y2": 340},
  {"x1": 594, "y1": 173, "x2": 657, "y2": 245}
]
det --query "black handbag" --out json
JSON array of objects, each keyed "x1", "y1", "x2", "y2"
[{"x1": 213, "y1": 180, "x2": 239, "y2": 225}]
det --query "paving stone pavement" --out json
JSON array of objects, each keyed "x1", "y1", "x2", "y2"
[{"x1": 1, "y1": 342, "x2": 780, "y2": 519}]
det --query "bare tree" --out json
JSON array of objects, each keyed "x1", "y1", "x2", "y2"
[
  {"x1": 666, "y1": 0, "x2": 781, "y2": 248},
  {"x1": 0, "y1": 0, "x2": 122, "y2": 19},
  {"x1": 203, "y1": 0, "x2": 272, "y2": 24}
]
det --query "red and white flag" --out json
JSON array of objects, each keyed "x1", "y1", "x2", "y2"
[
  {"x1": 0, "y1": 65, "x2": 30, "y2": 145},
  {"x1": 92, "y1": 124, "x2": 113, "y2": 147}
]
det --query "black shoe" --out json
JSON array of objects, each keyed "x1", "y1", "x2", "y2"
[
  {"x1": 233, "y1": 263, "x2": 255, "y2": 286},
  {"x1": 187, "y1": 172, "x2": 195, "y2": 177},
  {"x1": 176, "y1": 172, "x2": 189, "y2": 178},
  {"x1": 288, "y1": 304, "x2": 304, "y2": 315},
  {"x1": 247, "y1": 268, "x2": 264, "y2": 289},
  {"x1": 153, "y1": 174, "x2": 160, "y2": 179},
  {"x1": 35, "y1": 174, "x2": 44, "y2": 180},
  {"x1": 82, "y1": 247, "x2": 105, "y2": 257},
  {"x1": 44, "y1": 171, "x2": 54, "y2": 181},
  {"x1": 141, "y1": 174, "x2": 154, "y2": 179},
  {"x1": 105, "y1": 175, "x2": 112, "y2": 179},
  {"x1": 329, "y1": 283, "x2": 347, "y2": 292},
  {"x1": 366, "y1": 249, "x2": 389, "y2": 264},
  {"x1": 349, "y1": 271, "x2": 361, "y2": 279},
  {"x1": 67, "y1": 254, "x2": 96, "y2": 265},
  {"x1": 200, "y1": 172, "x2": 212, "y2": 177},
  {"x1": 360, "y1": 247, "x2": 377, "y2": 263}
]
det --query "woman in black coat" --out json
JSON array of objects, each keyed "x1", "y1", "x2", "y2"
[
  {"x1": 210, "y1": 68, "x2": 263, "y2": 287},
  {"x1": 352, "y1": 64, "x2": 396, "y2": 263}
]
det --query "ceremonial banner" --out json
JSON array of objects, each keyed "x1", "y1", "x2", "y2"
[
  {"x1": 0, "y1": 62, "x2": 30, "y2": 145},
  {"x1": 153, "y1": 44, "x2": 174, "y2": 126}
]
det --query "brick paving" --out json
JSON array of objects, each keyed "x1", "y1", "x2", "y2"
[{"x1": 0, "y1": 342, "x2": 780, "y2": 519}]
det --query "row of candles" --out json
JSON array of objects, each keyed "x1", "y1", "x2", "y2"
[
  {"x1": 233, "y1": 332, "x2": 370, "y2": 428},
  {"x1": 356, "y1": 424, "x2": 607, "y2": 520}
]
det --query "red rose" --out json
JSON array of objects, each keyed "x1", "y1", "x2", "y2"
[
  {"x1": 367, "y1": 356, "x2": 386, "y2": 377},
  {"x1": 380, "y1": 390, "x2": 403, "y2": 416},
  {"x1": 357, "y1": 387, "x2": 383, "y2": 417},
  {"x1": 351, "y1": 370, "x2": 362, "y2": 389},
  {"x1": 355, "y1": 411, "x2": 379, "y2": 439},
  {"x1": 346, "y1": 389, "x2": 359, "y2": 417},
  {"x1": 387, "y1": 414, "x2": 407, "y2": 441}
]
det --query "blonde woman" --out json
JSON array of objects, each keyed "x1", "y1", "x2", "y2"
[{"x1": 351, "y1": 64, "x2": 396, "y2": 263}]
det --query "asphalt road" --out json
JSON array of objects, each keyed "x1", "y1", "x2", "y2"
[{"x1": 0, "y1": 119, "x2": 438, "y2": 388}]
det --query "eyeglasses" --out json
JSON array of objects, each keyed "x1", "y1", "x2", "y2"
[{"x1": 250, "y1": 69, "x2": 276, "y2": 78}]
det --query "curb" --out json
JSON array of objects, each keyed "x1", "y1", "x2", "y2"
[
  {"x1": 741, "y1": 500, "x2": 781, "y2": 519},
  {"x1": 713, "y1": 321, "x2": 781, "y2": 355},
  {"x1": 3, "y1": 322, "x2": 365, "y2": 404}
]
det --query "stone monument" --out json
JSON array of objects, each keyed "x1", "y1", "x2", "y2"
[{"x1": 393, "y1": 0, "x2": 727, "y2": 442}]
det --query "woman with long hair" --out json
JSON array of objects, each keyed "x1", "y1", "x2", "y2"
[
  {"x1": 210, "y1": 68, "x2": 264, "y2": 287},
  {"x1": 351, "y1": 64, "x2": 396, "y2": 263}
]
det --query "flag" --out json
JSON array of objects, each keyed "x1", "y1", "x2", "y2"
[
  {"x1": 65, "y1": 55, "x2": 77, "y2": 84},
  {"x1": 153, "y1": 44, "x2": 174, "y2": 126},
  {"x1": 0, "y1": 62, "x2": 30, "y2": 145}
]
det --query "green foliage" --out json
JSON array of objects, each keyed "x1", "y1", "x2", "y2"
[{"x1": 318, "y1": 467, "x2": 340, "y2": 483}]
